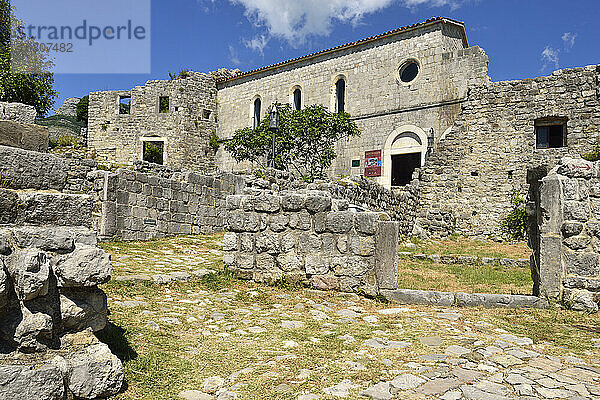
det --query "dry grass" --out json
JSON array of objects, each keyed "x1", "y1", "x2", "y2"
[{"x1": 400, "y1": 235, "x2": 531, "y2": 260}]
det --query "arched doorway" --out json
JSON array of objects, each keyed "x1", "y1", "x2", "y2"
[{"x1": 381, "y1": 125, "x2": 428, "y2": 188}]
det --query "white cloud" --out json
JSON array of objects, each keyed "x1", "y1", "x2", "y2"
[
  {"x1": 541, "y1": 46, "x2": 559, "y2": 70},
  {"x1": 562, "y1": 32, "x2": 577, "y2": 50},
  {"x1": 228, "y1": 45, "x2": 241, "y2": 65},
  {"x1": 229, "y1": 0, "x2": 462, "y2": 50}
]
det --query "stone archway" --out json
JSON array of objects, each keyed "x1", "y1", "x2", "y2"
[{"x1": 381, "y1": 125, "x2": 428, "y2": 188}]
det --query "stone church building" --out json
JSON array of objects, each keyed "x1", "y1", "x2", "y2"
[{"x1": 87, "y1": 17, "x2": 600, "y2": 237}]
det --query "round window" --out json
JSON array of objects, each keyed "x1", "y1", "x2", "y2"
[{"x1": 399, "y1": 61, "x2": 419, "y2": 83}]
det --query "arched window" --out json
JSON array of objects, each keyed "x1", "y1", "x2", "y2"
[
  {"x1": 293, "y1": 88, "x2": 302, "y2": 111},
  {"x1": 253, "y1": 98, "x2": 261, "y2": 128},
  {"x1": 335, "y1": 78, "x2": 345, "y2": 113}
]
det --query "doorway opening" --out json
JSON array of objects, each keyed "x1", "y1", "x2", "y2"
[{"x1": 391, "y1": 153, "x2": 420, "y2": 186}]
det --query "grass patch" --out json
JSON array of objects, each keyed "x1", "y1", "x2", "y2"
[
  {"x1": 397, "y1": 258, "x2": 533, "y2": 294},
  {"x1": 401, "y1": 235, "x2": 531, "y2": 259}
]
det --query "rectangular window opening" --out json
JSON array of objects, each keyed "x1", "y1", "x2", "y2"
[
  {"x1": 536, "y1": 118, "x2": 567, "y2": 149},
  {"x1": 203, "y1": 109, "x2": 212, "y2": 120},
  {"x1": 143, "y1": 141, "x2": 164, "y2": 165},
  {"x1": 119, "y1": 96, "x2": 131, "y2": 115},
  {"x1": 351, "y1": 159, "x2": 360, "y2": 168},
  {"x1": 159, "y1": 96, "x2": 170, "y2": 113}
]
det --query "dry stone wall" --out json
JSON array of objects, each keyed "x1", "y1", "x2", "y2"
[
  {"x1": 95, "y1": 167, "x2": 246, "y2": 241},
  {"x1": 532, "y1": 157, "x2": 600, "y2": 313},
  {"x1": 223, "y1": 190, "x2": 399, "y2": 294},
  {"x1": 418, "y1": 65, "x2": 600, "y2": 238}
]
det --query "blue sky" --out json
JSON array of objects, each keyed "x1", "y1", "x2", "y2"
[{"x1": 48, "y1": 0, "x2": 599, "y2": 113}]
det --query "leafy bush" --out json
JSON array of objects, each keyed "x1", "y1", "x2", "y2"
[
  {"x1": 76, "y1": 95, "x2": 89, "y2": 125},
  {"x1": 500, "y1": 192, "x2": 527, "y2": 240},
  {"x1": 225, "y1": 104, "x2": 360, "y2": 182},
  {"x1": 168, "y1": 68, "x2": 191, "y2": 80},
  {"x1": 581, "y1": 147, "x2": 600, "y2": 162},
  {"x1": 209, "y1": 131, "x2": 219, "y2": 150}
]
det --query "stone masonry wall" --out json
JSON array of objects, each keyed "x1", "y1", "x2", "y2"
[
  {"x1": 243, "y1": 169, "x2": 420, "y2": 236},
  {"x1": 0, "y1": 102, "x2": 36, "y2": 124},
  {"x1": 94, "y1": 168, "x2": 246, "y2": 241},
  {"x1": 417, "y1": 65, "x2": 600, "y2": 238},
  {"x1": 0, "y1": 145, "x2": 97, "y2": 193},
  {"x1": 223, "y1": 190, "x2": 399, "y2": 295},
  {"x1": 532, "y1": 157, "x2": 600, "y2": 313},
  {"x1": 88, "y1": 71, "x2": 218, "y2": 172}
]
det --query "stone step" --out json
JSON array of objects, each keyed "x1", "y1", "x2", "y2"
[{"x1": 0, "y1": 188, "x2": 93, "y2": 227}]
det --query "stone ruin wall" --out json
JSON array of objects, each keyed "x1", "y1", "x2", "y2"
[
  {"x1": 531, "y1": 157, "x2": 600, "y2": 313},
  {"x1": 0, "y1": 102, "x2": 36, "y2": 124},
  {"x1": 244, "y1": 168, "x2": 420, "y2": 236},
  {"x1": 0, "y1": 145, "x2": 123, "y2": 398},
  {"x1": 94, "y1": 163, "x2": 246, "y2": 241},
  {"x1": 417, "y1": 65, "x2": 600, "y2": 238},
  {"x1": 88, "y1": 71, "x2": 218, "y2": 172},
  {"x1": 223, "y1": 190, "x2": 399, "y2": 295}
]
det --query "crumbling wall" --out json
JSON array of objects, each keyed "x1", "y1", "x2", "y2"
[
  {"x1": 0, "y1": 145, "x2": 97, "y2": 193},
  {"x1": 533, "y1": 157, "x2": 600, "y2": 313},
  {"x1": 243, "y1": 169, "x2": 420, "y2": 236},
  {"x1": 418, "y1": 65, "x2": 600, "y2": 238},
  {"x1": 223, "y1": 190, "x2": 399, "y2": 294},
  {"x1": 94, "y1": 167, "x2": 246, "y2": 241},
  {"x1": 0, "y1": 102, "x2": 36, "y2": 124},
  {"x1": 88, "y1": 72, "x2": 218, "y2": 172}
]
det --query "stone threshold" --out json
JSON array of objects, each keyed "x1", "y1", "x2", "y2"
[
  {"x1": 400, "y1": 252, "x2": 530, "y2": 267},
  {"x1": 381, "y1": 289, "x2": 549, "y2": 309}
]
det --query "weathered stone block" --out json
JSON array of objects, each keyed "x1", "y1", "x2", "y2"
[
  {"x1": 0, "y1": 363, "x2": 65, "y2": 400},
  {"x1": 563, "y1": 234, "x2": 591, "y2": 250},
  {"x1": 255, "y1": 232, "x2": 280, "y2": 255},
  {"x1": 305, "y1": 193, "x2": 332, "y2": 213},
  {"x1": 254, "y1": 194, "x2": 280, "y2": 213},
  {"x1": 6, "y1": 250, "x2": 50, "y2": 301},
  {"x1": 0, "y1": 188, "x2": 18, "y2": 224},
  {"x1": 563, "y1": 200, "x2": 588, "y2": 222},
  {"x1": 565, "y1": 251, "x2": 599, "y2": 277},
  {"x1": 355, "y1": 212, "x2": 379, "y2": 235},
  {"x1": 60, "y1": 288, "x2": 108, "y2": 332},
  {"x1": 288, "y1": 210, "x2": 312, "y2": 230},
  {"x1": 239, "y1": 233, "x2": 254, "y2": 252},
  {"x1": 11, "y1": 227, "x2": 74, "y2": 253},
  {"x1": 54, "y1": 245, "x2": 112, "y2": 288},
  {"x1": 226, "y1": 210, "x2": 263, "y2": 232},
  {"x1": 269, "y1": 214, "x2": 289, "y2": 232},
  {"x1": 281, "y1": 193, "x2": 305, "y2": 211},
  {"x1": 350, "y1": 236, "x2": 376, "y2": 256},
  {"x1": 298, "y1": 233, "x2": 322, "y2": 253},
  {"x1": 66, "y1": 342, "x2": 124, "y2": 399},
  {"x1": 326, "y1": 212, "x2": 354, "y2": 233},
  {"x1": 305, "y1": 255, "x2": 329, "y2": 275},
  {"x1": 276, "y1": 253, "x2": 303, "y2": 272},
  {"x1": 375, "y1": 221, "x2": 400, "y2": 290},
  {"x1": 223, "y1": 232, "x2": 238, "y2": 251},
  {"x1": 561, "y1": 222, "x2": 583, "y2": 238},
  {"x1": 280, "y1": 232, "x2": 297, "y2": 252},
  {"x1": 236, "y1": 253, "x2": 255, "y2": 270},
  {"x1": 332, "y1": 256, "x2": 371, "y2": 277},
  {"x1": 0, "y1": 120, "x2": 49, "y2": 152},
  {"x1": 310, "y1": 274, "x2": 338, "y2": 291}
]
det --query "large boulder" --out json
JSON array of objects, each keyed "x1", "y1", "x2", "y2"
[
  {"x1": 6, "y1": 250, "x2": 50, "y2": 301},
  {"x1": 11, "y1": 227, "x2": 74, "y2": 253},
  {"x1": 56, "y1": 97, "x2": 80, "y2": 117},
  {"x1": 0, "y1": 120, "x2": 49, "y2": 152},
  {"x1": 66, "y1": 342, "x2": 123, "y2": 398},
  {"x1": 54, "y1": 245, "x2": 112, "y2": 288},
  {"x1": 60, "y1": 288, "x2": 107, "y2": 332},
  {"x1": 0, "y1": 363, "x2": 65, "y2": 400}
]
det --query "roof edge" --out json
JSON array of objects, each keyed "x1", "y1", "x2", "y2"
[{"x1": 217, "y1": 17, "x2": 467, "y2": 85}]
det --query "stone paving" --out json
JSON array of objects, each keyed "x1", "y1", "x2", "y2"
[{"x1": 103, "y1": 236, "x2": 600, "y2": 400}]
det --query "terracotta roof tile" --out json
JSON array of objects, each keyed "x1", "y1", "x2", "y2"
[{"x1": 216, "y1": 17, "x2": 465, "y2": 84}]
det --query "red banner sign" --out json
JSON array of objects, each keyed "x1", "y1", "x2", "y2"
[{"x1": 364, "y1": 150, "x2": 382, "y2": 177}]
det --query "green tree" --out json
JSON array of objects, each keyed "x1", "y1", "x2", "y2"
[
  {"x1": 76, "y1": 95, "x2": 89, "y2": 125},
  {"x1": 0, "y1": 0, "x2": 57, "y2": 116},
  {"x1": 500, "y1": 192, "x2": 528, "y2": 241},
  {"x1": 168, "y1": 68, "x2": 191, "y2": 80},
  {"x1": 225, "y1": 104, "x2": 360, "y2": 181}
]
